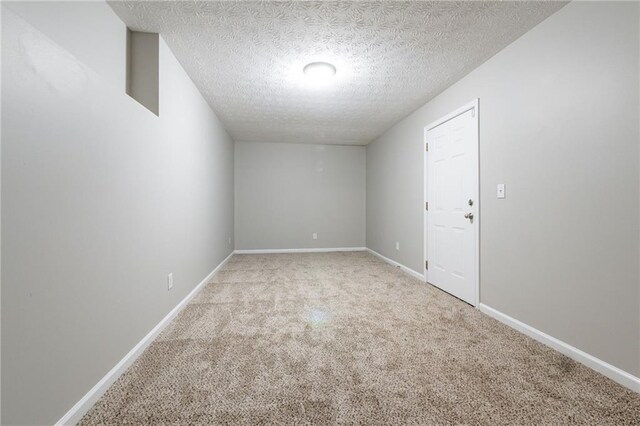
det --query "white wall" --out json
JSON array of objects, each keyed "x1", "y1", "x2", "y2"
[
  {"x1": 1, "y1": 4, "x2": 234, "y2": 425},
  {"x1": 235, "y1": 142, "x2": 365, "y2": 250},
  {"x1": 367, "y1": 1, "x2": 639, "y2": 378},
  {"x1": 4, "y1": 1, "x2": 127, "y2": 91}
]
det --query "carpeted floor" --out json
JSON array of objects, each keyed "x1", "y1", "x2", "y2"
[{"x1": 80, "y1": 252, "x2": 640, "y2": 425}]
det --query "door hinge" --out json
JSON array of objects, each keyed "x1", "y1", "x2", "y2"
[
  {"x1": 425, "y1": 260, "x2": 429, "y2": 270},
  {"x1": 425, "y1": 143, "x2": 429, "y2": 152},
  {"x1": 425, "y1": 201, "x2": 428, "y2": 211}
]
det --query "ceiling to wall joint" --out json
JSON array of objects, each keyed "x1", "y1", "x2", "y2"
[{"x1": 109, "y1": 1, "x2": 567, "y2": 146}]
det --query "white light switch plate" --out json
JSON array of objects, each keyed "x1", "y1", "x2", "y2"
[
  {"x1": 167, "y1": 273, "x2": 173, "y2": 291},
  {"x1": 396, "y1": 242, "x2": 400, "y2": 250},
  {"x1": 312, "y1": 233, "x2": 318, "y2": 240},
  {"x1": 497, "y1": 184, "x2": 506, "y2": 199}
]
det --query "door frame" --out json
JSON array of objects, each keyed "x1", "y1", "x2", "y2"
[{"x1": 423, "y1": 98, "x2": 480, "y2": 307}]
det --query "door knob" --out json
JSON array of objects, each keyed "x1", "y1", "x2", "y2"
[{"x1": 464, "y1": 212, "x2": 474, "y2": 221}]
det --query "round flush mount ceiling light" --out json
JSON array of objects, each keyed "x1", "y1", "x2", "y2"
[{"x1": 303, "y1": 62, "x2": 336, "y2": 82}]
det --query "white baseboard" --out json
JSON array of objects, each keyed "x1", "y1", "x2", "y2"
[
  {"x1": 55, "y1": 251, "x2": 235, "y2": 426},
  {"x1": 478, "y1": 303, "x2": 640, "y2": 393},
  {"x1": 366, "y1": 248, "x2": 425, "y2": 281},
  {"x1": 54, "y1": 251, "x2": 637, "y2": 426},
  {"x1": 234, "y1": 247, "x2": 367, "y2": 254}
]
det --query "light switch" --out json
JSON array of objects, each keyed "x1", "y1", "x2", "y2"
[{"x1": 497, "y1": 184, "x2": 506, "y2": 199}]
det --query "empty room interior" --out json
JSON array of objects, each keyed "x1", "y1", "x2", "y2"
[{"x1": 2, "y1": 1, "x2": 640, "y2": 424}]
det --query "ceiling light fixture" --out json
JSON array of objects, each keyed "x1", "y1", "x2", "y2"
[{"x1": 303, "y1": 62, "x2": 336, "y2": 83}]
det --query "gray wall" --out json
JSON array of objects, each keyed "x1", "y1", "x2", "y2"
[
  {"x1": 367, "y1": 1, "x2": 640, "y2": 377},
  {"x1": 235, "y1": 142, "x2": 365, "y2": 250},
  {"x1": 3, "y1": 1, "x2": 127, "y2": 91},
  {"x1": 127, "y1": 31, "x2": 160, "y2": 116},
  {"x1": 1, "y1": 4, "x2": 234, "y2": 425}
]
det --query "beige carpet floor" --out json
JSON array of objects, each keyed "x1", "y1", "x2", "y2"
[{"x1": 80, "y1": 252, "x2": 640, "y2": 425}]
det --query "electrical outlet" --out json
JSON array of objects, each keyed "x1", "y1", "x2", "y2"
[
  {"x1": 497, "y1": 183, "x2": 506, "y2": 199},
  {"x1": 167, "y1": 273, "x2": 173, "y2": 291},
  {"x1": 396, "y1": 241, "x2": 400, "y2": 250},
  {"x1": 312, "y1": 233, "x2": 318, "y2": 240}
]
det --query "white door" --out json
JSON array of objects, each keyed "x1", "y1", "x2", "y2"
[{"x1": 425, "y1": 100, "x2": 479, "y2": 306}]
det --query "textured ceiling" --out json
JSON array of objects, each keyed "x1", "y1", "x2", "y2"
[{"x1": 109, "y1": 1, "x2": 566, "y2": 145}]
